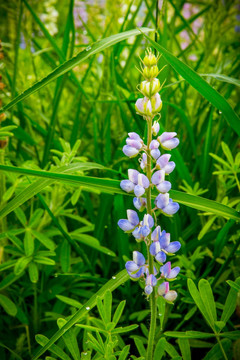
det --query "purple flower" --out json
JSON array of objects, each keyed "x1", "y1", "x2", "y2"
[
  {"x1": 152, "y1": 121, "x2": 160, "y2": 136},
  {"x1": 145, "y1": 274, "x2": 157, "y2": 295},
  {"x1": 120, "y1": 169, "x2": 149, "y2": 197},
  {"x1": 158, "y1": 282, "x2": 177, "y2": 302},
  {"x1": 160, "y1": 262, "x2": 180, "y2": 280},
  {"x1": 151, "y1": 170, "x2": 171, "y2": 193},
  {"x1": 150, "y1": 230, "x2": 181, "y2": 263},
  {"x1": 155, "y1": 193, "x2": 180, "y2": 215},
  {"x1": 133, "y1": 197, "x2": 147, "y2": 211},
  {"x1": 150, "y1": 140, "x2": 161, "y2": 159},
  {"x1": 132, "y1": 214, "x2": 154, "y2": 239},
  {"x1": 140, "y1": 153, "x2": 147, "y2": 170},
  {"x1": 156, "y1": 154, "x2": 175, "y2": 174},
  {"x1": 118, "y1": 210, "x2": 139, "y2": 232},
  {"x1": 125, "y1": 251, "x2": 145, "y2": 278},
  {"x1": 123, "y1": 132, "x2": 143, "y2": 158},
  {"x1": 135, "y1": 94, "x2": 162, "y2": 116},
  {"x1": 151, "y1": 225, "x2": 162, "y2": 241},
  {"x1": 158, "y1": 132, "x2": 179, "y2": 150}
]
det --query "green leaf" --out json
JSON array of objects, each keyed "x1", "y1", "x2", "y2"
[
  {"x1": 60, "y1": 240, "x2": 70, "y2": 273},
  {"x1": 112, "y1": 300, "x2": 126, "y2": 326},
  {"x1": 35, "y1": 334, "x2": 71, "y2": 360},
  {"x1": 178, "y1": 339, "x2": 191, "y2": 360},
  {"x1": 14, "y1": 256, "x2": 32, "y2": 275},
  {"x1": 1, "y1": 165, "x2": 239, "y2": 221},
  {"x1": 226, "y1": 279, "x2": 240, "y2": 292},
  {"x1": 111, "y1": 324, "x2": 138, "y2": 334},
  {"x1": 33, "y1": 270, "x2": 128, "y2": 359},
  {"x1": 1, "y1": 28, "x2": 153, "y2": 113},
  {"x1": 96, "y1": 296, "x2": 107, "y2": 324},
  {"x1": 75, "y1": 324, "x2": 107, "y2": 334},
  {"x1": 202, "y1": 339, "x2": 231, "y2": 360},
  {"x1": 133, "y1": 337, "x2": 146, "y2": 357},
  {"x1": 72, "y1": 233, "x2": 116, "y2": 256},
  {"x1": 221, "y1": 277, "x2": 240, "y2": 324},
  {"x1": 118, "y1": 345, "x2": 130, "y2": 360},
  {"x1": 154, "y1": 338, "x2": 166, "y2": 360},
  {"x1": 198, "y1": 279, "x2": 217, "y2": 325},
  {"x1": 0, "y1": 294, "x2": 17, "y2": 316},
  {"x1": 164, "y1": 331, "x2": 215, "y2": 339},
  {"x1": 57, "y1": 318, "x2": 81, "y2": 360},
  {"x1": 142, "y1": 33, "x2": 240, "y2": 137},
  {"x1": 187, "y1": 279, "x2": 213, "y2": 330},
  {"x1": 28, "y1": 262, "x2": 39, "y2": 283},
  {"x1": 34, "y1": 256, "x2": 55, "y2": 266},
  {"x1": 56, "y1": 295, "x2": 82, "y2": 309},
  {"x1": 104, "y1": 290, "x2": 112, "y2": 324},
  {"x1": 24, "y1": 230, "x2": 34, "y2": 256},
  {"x1": 221, "y1": 142, "x2": 234, "y2": 165}
]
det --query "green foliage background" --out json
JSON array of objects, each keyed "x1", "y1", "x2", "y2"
[{"x1": 0, "y1": 0, "x2": 239, "y2": 359}]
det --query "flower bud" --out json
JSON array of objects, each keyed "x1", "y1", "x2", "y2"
[
  {"x1": 152, "y1": 121, "x2": 160, "y2": 136},
  {"x1": 143, "y1": 52, "x2": 158, "y2": 67},
  {"x1": 143, "y1": 65, "x2": 159, "y2": 80},
  {"x1": 135, "y1": 94, "x2": 162, "y2": 117},
  {"x1": 140, "y1": 78, "x2": 160, "y2": 98}
]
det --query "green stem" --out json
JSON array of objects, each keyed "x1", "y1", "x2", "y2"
[
  {"x1": 146, "y1": 117, "x2": 157, "y2": 360},
  {"x1": 216, "y1": 336, "x2": 228, "y2": 360},
  {"x1": 0, "y1": 149, "x2": 7, "y2": 262}
]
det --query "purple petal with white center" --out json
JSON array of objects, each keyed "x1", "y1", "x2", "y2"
[
  {"x1": 128, "y1": 132, "x2": 141, "y2": 141},
  {"x1": 151, "y1": 170, "x2": 165, "y2": 185},
  {"x1": 138, "y1": 174, "x2": 149, "y2": 188},
  {"x1": 125, "y1": 261, "x2": 139, "y2": 273},
  {"x1": 164, "y1": 290, "x2": 177, "y2": 302},
  {"x1": 118, "y1": 219, "x2": 135, "y2": 231},
  {"x1": 165, "y1": 241, "x2": 181, "y2": 254},
  {"x1": 157, "y1": 154, "x2": 171, "y2": 169},
  {"x1": 151, "y1": 149, "x2": 161, "y2": 159},
  {"x1": 157, "y1": 181, "x2": 171, "y2": 193},
  {"x1": 162, "y1": 138, "x2": 179, "y2": 150},
  {"x1": 120, "y1": 180, "x2": 134, "y2": 193},
  {"x1": 133, "y1": 251, "x2": 145, "y2": 266},
  {"x1": 159, "y1": 132, "x2": 177, "y2": 143},
  {"x1": 135, "y1": 98, "x2": 145, "y2": 113},
  {"x1": 158, "y1": 282, "x2": 169, "y2": 296},
  {"x1": 150, "y1": 140, "x2": 160, "y2": 150},
  {"x1": 140, "y1": 153, "x2": 147, "y2": 170},
  {"x1": 146, "y1": 274, "x2": 157, "y2": 286},
  {"x1": 134, "y1": 185, "x2": 145, "y2": 197},
  {"x1": 145, "y1": 285, "x2": 153, "y2": 295},
  {"x1": 152, "y1": 121, "x2": 160, "y2": 136},
  {"x1": 127, "y1": 210, "x2": 139, "y2": 226},
  {"x1": 159, "y1": 231, "x2": 170, "y2": 248},
  {"x1": 126, "y1": 139, "x2": 142, "y2": 150},
  {"x1": 129, "y1": 267, "x2": 144, "y2": 278},
  {"x1": 133, "y1": 197, "x2": 146, "y2": 211},
  {"x1": 143, "y1": 214, "x2": 154, "y2": 228},
  {"x1": 150, "y1": 241, "x2": 161, "y2": 255},
  {"x1": 163, "y1": 201, "x2": 180, "y2": 215},
  {"x1": 160, "y1": 262, "x2": 171, "y2": 278},
  {"x1": 155, "y1": 193, "x2": 169, "y2": 209},
  {"x1": 168, "y1": 266, "x2": 180, "y2": 279},
  {"x1": 164, "y1": 161, "x2": 176, "y2": 174},
  {"x1": 132, "y1": 227, "x2": 141, "y2": 239},
  {"x1": 151, "y1": 226, "x2": 161, "y2": 241},
  {"x1": 123, "y1": 145, "x2": 139, "y2": 157},
  {"x1": 155, "y1": 251, "x2": 167, "y2": 263},
  {"x1": 141, "y1": 225, "x2": 150, "y2": 237},
  {"x1": 128, "y1": 169, "x2": 139, "y2": 184}
]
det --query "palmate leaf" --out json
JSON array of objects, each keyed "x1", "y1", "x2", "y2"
[
  {"x1": 0, "y1": 165, "x2": 239, "y2": 221},
  {"x1": 142, "y1": 33, "x2": 240, "y2": 137},
  {"x1": 32, "y1": 269, "x2": 129, "y2": 360},
  {"x1": 0, "y1": 28, "x2": 153, "y2": 113}
]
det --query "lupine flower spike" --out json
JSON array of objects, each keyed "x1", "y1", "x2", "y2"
[{"x1": 118, "y1": 49, "x2": 181, "y2": 311}]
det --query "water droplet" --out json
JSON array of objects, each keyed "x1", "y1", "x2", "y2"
[
  {"x1": 158, "y1": 313, "x2": 162, "y2": 316},
  {"x1": 86, "y1": 306, "x2": 90, "y2": 310},
  {"x1": 112, "y1": 276, "x2": 116, "y2": 279},
  {"x1": 219, "y1": 111, "x2": 222, "y2": 114},
  {"x1": 86, "y1": 46, "x2": 91, "y2": 52},
  {"x1": 83, "y1": 352, "x2": 88, "y2": 356}
]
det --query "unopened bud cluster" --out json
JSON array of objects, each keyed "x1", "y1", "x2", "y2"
[{"x1": 118, "y1": 49, "x2": 181, "y2": 302}]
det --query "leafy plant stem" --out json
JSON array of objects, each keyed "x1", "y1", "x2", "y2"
[
  {"x1": 146, "y1": 116, "x2": 156, "y2": 360},
  {"x1": 216, "y1": 335, "x2": 228, "y2": 360}
]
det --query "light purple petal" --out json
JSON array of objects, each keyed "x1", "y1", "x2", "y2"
[
  {"x1": 132, "y1": 227, "x2": 141, "y2": 239},
  {"x1": 155, "y1": 251, "x2": 167, "y2": 263},
  {"x1": 157, "y1": 154, "x2": 171, "y2": 169},
  {"x1": 151, "y1": 149, "x2": 161, "y2": 159},
  {"x1": 162, "y1": 138, "x2": 179, "y2": 150},
  {"x1": 138, "y1": 174, "x2": 149, "y2": 188},
  {"x1": 160, "y1": 262, "x2": 171, "y2": 278},
  {"x1": 163, "y1": 201, "x2": 180, "y2": 215},
  {"x1": 150, "y1": 140, "x2": 159, "y2": 150},
  {"x1": 145, "y1": 285, "x2": 153, "y2": 295},
  {"x1": 164, "y1": 290, "x2": 177, "y2": 302},
  {"x1": 128, "y1": 169, "x2": 139, "y2": 184},
  {"x1": 151, "y1": 170, "x2": 165, "y2": 185},
  {"x1": 164, "y1": 161, "x2": 176, "y2": 174},
  {"x1": 150, "y1": 242, "x2": 161, "y2": 255},
  {"x1": 140, "y1": 153, "x2": 147, "y2": 170},
  {"x1": 155, "y1": 193, "x2": 169, "y2": 209},
  {"x1": 151, "y1": 226, "x2": 162, "y2": 241},
  {"x1": 165, "y1": 241, "x2": 181, "y2": 254},
  {"x1": 126, "y1": 139, "x2": 142, "y2": 150},
  {"x1": 146, "y1": 274, "x2": 157, "y2": 286},
  {"x1": 118, "y1": 219, "x2": 134, "y2": 231},
  {"x1": 134, "y1": 185, "x2": 145, "y2": 197},
  {"x1": 159, "y1": 231, "x2": 170, "y2": 248},
  {"x1": 140, "y1": 225, "x2": 150, "y2": 237},
  {"x1": 158, "y1": 282, "x2": 169, "y2": 296},
  {"x1": 143, "y1": 214, "x2": 154, "y2": 228},
  {"x1": 133, "y1": 197, "x2": 146, "y2": 211},
  {"x1": 133, "y1": 251, "x2": 145, "y2": 266},
  {"x1": 123, "y1": 145, "x2": 139, "y2": 157},
  {"x1": 156, "y1": 181, "x2": 171, "y2": 193},
  {"x1": 127, "y1": 209, "x2": 139, "y2": 226},
  {"x1": 125, "y1": 261, "x2": 139, "y2": 273},
  {"x1": 129, "y1": 267, "x2": 144, "y2": 278},
  {"x1": 168, "y1": 266, "x2": 180, "y2": 279},
  {"x1": 159, "y1": 132, "x2": 177, "y2": 143},
  {"x1": 120, "y1": 180, "x2": 134, "y2": 193},
  {"x1": 152, "y1": 121, "x2": 160, "y2": 136},
  {"x1": 128, "y1": 132, "x2": 141, "y2": 141}
]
